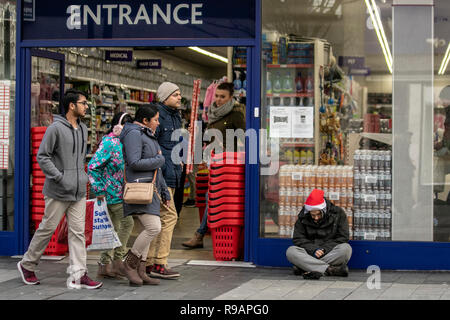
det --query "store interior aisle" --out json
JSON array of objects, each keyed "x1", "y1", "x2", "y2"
[{"x1": 128, "y1": 204, "x2": 214, "y2": 261}]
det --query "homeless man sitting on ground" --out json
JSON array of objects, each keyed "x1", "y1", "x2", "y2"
[{"x1": 286, "y1": 188, "x2": 352, "y2": 280}]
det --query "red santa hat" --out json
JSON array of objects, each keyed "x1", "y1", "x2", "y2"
[{"x1": 304, "y1": 189, "x2": 327, "y2": 212}]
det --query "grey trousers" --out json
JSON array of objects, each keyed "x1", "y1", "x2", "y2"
[
  {"x1": 286, "y1": 243, "x2": 352, "y2": 274},
  {"x1": 22, "y1": 197, "x2": 87, "y2": 280}
]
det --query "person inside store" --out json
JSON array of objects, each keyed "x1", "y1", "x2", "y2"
[
  {"x1": 286, "y1": 188, "x2": 352, "y2": 280},
  {"x1": 182, "y1": 82, "x2": 246, "y2": 249},
  {"x1": 87, "y1": 112, "x2": 135, "y2": 280},
  {"x1": 17, "y1": 89, "x2": 103, "y2": 289},
  {"x1": 181, "y1": 105, "x2": 197, "y2": 208},
  {"x1": 434, "y1": 86, "x2": 450, "y2": 198},
  {"x1": 145, "y1": 82, "x2": 182, "y2": 279},
  {"x1": 174, "y1": 104, "x2": 192, "y2": 214},
  {"x1": 119, "y1": 104, "x2": 171, "y2": 286}
]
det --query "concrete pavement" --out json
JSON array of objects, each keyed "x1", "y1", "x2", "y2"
[{"x1": 0, "y1": 255, "x2": 449, "y2": 300}]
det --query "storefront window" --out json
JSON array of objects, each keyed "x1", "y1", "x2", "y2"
[
  {"x1": 0, "y1": 0, "x2": 15, "y2": 231},
  {"x1": 433, "y1": 0, "x2": 450, "y2": 242},
  {"x1": 260, "y1": 0, "x2": 448, "y2": 243}
]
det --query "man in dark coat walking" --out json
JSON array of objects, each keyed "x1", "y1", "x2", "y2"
[
  {"x1": 145, "y1": 82, "x2": 182, "y2": 279},
  {"x1": 286, "y1": 189, "x2": 352, "y2": 280}
]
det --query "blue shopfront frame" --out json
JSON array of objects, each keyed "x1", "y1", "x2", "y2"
[{"x1": 6, "y1": 0, "x2": 450, "y2": 270}]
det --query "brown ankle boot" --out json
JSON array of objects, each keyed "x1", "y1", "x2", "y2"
[
  {"x1": 111, "y1": 259, "x2": 127, "y2": 279},
  {"x1": 138, "y1": 261, "x2": 160, "y2": 285},
  {"x1": 123, "y1": 250, "x2": 143, "y2": 286},
  {"x1": 182, "y1": 232, "x2": 204, "y2": 249},
  {"x1": 97, "y1": 262, "x2": 116, "y2": 279}
]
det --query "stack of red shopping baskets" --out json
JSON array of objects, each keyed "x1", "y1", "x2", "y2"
[
  {"x1": 207, "y1": 152, "x2": 245, "y2": 261},
  {"x1": 31, "y1": 127, "x2": 68, "y2": 256},
  {"x1": 195, "y1": 169, "x2": 209, "y2": 223}
]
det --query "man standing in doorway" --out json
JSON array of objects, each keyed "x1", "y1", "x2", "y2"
[
  {"x1": 17, "y1": 89, "x2": 102, "y2": 289},
  {"x1": 146, "y1": 82, "x2": 182, "y2": 279}
]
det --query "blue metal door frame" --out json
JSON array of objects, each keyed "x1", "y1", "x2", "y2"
[{"x1": 9, "y1": 0, "x2": 263, "y2": 260}]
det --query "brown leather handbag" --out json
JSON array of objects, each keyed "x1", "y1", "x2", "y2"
[{"x1": 123, "y1": 168, "x2": 158, "y2": 205}]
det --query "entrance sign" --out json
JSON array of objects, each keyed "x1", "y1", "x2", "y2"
[{"x1": 22, "y1": 0, "x2": 256, "y2": 40}]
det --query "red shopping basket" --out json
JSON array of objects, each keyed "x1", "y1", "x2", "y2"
[
  {"x1": 210, "y1": 166, "x2": 245, "y2": 176},
  {"x1": 208, "y1": 211, "x2": 244, "y2": 221},
  {"x1": 31, "y1": 133, "x2": 45, "y2": 141},
  {"x1": 32, "y1": 184, "x2": 44, "y2": 193},
  {"x1": 32, "y1": 170, "x2": 45, "y2": 178},
  {"x1": 208, "y1": 196, "x2": 245, "y2": 206},
  {"x1": 208, "y1": 181, "x2": 245, "y2": 191},
  {"x1": 31, "y1": 127, "x2": 47, "y2": 134},
  {"x1": 31, "y1": 206, "x2": 45, "y2": 222},
  {"x1": 210, "y1": 224, "x2": 244, "y2": 261},
  {"x1": 208, "y1": 203, "x2": 244, "y2": 214},
  {"x1": 209, "y1": 174, "x2": 245, "y2": 184},
  {"x1": 211, "y1": 152, "x2": 245, "y2": 162},
  {"x1": 208, "y1": 188, "x2": 245, "y2": 199},
  {"x1": 207, "y1": 217, "x2": 244, "y2": 229},
  {"x1": 32, "y1": 177, "x2": 46, "y2": 185}
]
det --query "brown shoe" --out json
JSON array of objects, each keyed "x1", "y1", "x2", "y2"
[
  {"x1": 111, "y1": 259, "x2": 127, "y2": 279},
  {"x1": 182, "y1": 232, "x2": 204, "y2": 249},
  {"x1": 138, "y1": 261, "x2": 160, "y2": 285},
  {"x1": 97, "y1": 262, "x2": 116, "y2": 279},
  {"x1": 150, "y1": 264, "x2": 180, "y2": 279},
  {"x1": 123, "y1": 250, "x2": 143, "y2": 286}
]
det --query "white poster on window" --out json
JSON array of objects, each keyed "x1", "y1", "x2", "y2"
[
  {"x1": 270, "y1": 107, "x2": 292, "y2": 138},
  {"x1": 0, "y1": 82, "x2": 10, "y2": 169},
  {"x1": 292, "y1": 107, "x2": 314, "y2": 138}
]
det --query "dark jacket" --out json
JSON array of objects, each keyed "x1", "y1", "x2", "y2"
[
  {"x1": 292, "y1": 199, "x2": 349, "y2": 256},
  {"x1": 155, "y1": 103, "x2": 183, "y2": 188},
  {"x1": 37, "y1": 115, "x2": 89, "y2": 201},
  {"x1": 207, "y1": 103, "x2": 246, "y2": 151},
  {"x1": 120, "y1": 122, "x2": 171, "y2": 217}
]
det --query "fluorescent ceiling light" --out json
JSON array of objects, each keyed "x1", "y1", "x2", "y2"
[
  {"x1": 438, "y1": 43, "x2": 450, "y2": 75},
  {"x1": 365, "y1": 0, "x2": 393, "y2": 74},
  {"x1": 188, "y1": 47, "x2": 228, "y2": 63}
]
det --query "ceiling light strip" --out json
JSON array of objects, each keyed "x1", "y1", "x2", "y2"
[
  {"x1": 438, "y1": 43, "x2": 450, "y2": 75},
  {"x1": 365, "y1": 0, "x2": 393, "y2": 74},
  {"x1": 371, "y1": 0, "x2": 393, "y2": 67},
  {"x1": 188, "y1": 47, "x2": 228, "y2": 64}
]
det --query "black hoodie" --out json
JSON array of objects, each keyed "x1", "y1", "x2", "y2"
[{"x1": 292, "y1": 199, "x2": 350, "y2": 256}]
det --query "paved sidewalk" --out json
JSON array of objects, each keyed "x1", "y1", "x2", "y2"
[{"x1": 1, "y1": 256, "x2": 449, "y2": 300}]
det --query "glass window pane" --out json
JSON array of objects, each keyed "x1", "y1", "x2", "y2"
[
  {"x1": 0, "y1": 0, "x2": 16, "y2": 231},
  {"x1": 260, "y1": 0, "x2": 394, "y2": 241},
  {"x1": 433, "y1": 0, "x2": 450, "y2": 242}
]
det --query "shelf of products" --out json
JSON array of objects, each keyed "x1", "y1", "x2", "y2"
[{"x1": 232, "y1": 47, "x2": 247, "y2": 103}]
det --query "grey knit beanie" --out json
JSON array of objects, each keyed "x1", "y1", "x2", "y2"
[{"x1": 157, "y1": 82, "x2": 180, "y2": 103}]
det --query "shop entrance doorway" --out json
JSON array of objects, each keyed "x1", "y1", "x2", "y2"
[{"x1": 24, "y1": 45, "x2": 250, "y2": 263}]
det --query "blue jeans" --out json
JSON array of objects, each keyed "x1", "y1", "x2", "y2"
[{"x1": 197, "y1": 193, "x2": 208, "y2": 235}]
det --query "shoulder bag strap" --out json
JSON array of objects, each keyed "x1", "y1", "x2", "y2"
[{"x1": 123, "y1": 163, "x2": 158, "y2": 184}]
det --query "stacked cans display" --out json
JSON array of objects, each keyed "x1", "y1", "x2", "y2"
[
  {"x1": 278, "y1": 165, "x2": 354, "y2": 238},
  {"x1": 352, "y1": 150, "x2": 392, "y2": 241},
  {"x1": 31, "y1": 127, "x2": 68, "y2": 256}
]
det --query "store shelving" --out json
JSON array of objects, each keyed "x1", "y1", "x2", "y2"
[
  {"x1": 266, "y1": 93, "x2": 313, "y2": 98},
  {"x1": 263, "y1": 39, "x2": 325, "y2": 165},
  {"x1": 267, "y1": 64, "x2": 314, "y2": 69}
]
